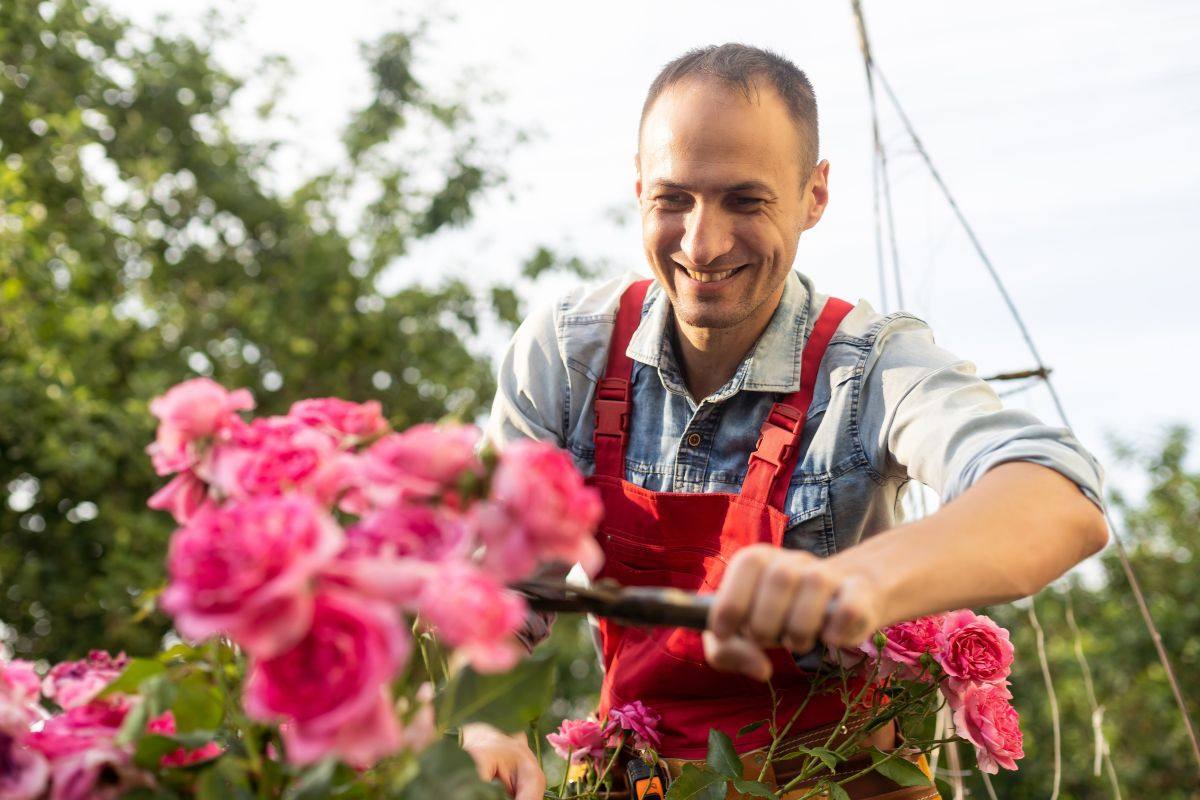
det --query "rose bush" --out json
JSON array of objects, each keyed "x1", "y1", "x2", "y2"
[{"x1": 0, "y1": 379, "x2": 1022, "y2": 798}]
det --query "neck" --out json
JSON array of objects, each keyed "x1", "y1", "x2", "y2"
[{"x1": 673, "y1": 292, "x2": 783, "y2": 402}]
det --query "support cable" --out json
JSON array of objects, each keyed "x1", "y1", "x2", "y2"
[
  {"x1": 1064, "y1": 594, "x2": 1123, "y2": 799},
  {"x1": 846, "y1": 4, "x2": 1200, "y2": 774},
  {"x1": 853, "y1": 0, "x2": 891, "y2": 312},
  {"x1": 1028, "y1": 602, "x2": 1063, "y2": 800}
]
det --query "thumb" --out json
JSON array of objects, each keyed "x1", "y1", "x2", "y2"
[{"x1": 703, "y1": 630, "x2": 773, "y2": 681}]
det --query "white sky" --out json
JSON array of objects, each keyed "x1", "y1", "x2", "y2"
[{"x1": 114, "y1": 0, "x2": 1200, "y2": 497}]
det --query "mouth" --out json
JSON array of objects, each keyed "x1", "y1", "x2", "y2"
[{"x1": 676, "y1": 264, "x2": 746, "y2": 285}]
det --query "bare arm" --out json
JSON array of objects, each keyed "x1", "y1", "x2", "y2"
[{"x1": 703, "y1": 462, "x2": 1108, "y2": 680}]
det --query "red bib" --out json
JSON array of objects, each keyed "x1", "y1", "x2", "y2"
[{"x1": 590, "y1": 279, "x2": 855, "y2": 758}]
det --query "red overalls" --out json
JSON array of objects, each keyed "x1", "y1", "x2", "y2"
[{"x1": 591, "y1": 279, "x2": 856, "y2": 759}]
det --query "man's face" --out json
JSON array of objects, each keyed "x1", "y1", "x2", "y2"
[{"x1": 637, "y1": 77, "x2": 829, "y2": 331}]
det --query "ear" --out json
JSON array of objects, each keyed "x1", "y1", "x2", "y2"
[
  {"x1": 634, "y1": 153, "x2": 642, "y2": 200},
  {"x1": 802, "y1": 160, "x2": 831, "y2": 231}
]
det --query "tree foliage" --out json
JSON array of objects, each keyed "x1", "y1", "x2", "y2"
[{"x1": 0, "y1": 0, "x2": 519, "y2": 660}]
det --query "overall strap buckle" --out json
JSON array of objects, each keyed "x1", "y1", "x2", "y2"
[
  {"x1": 749, "y1": 402, "x2": 806, "y2": 478},
  {"x1": 595, "y1": 377, "x2": 632, "y2": 440}
]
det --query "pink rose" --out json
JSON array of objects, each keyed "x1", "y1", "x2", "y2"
[
  {"x1": 418, "y1": 564, "x2": 526, "y2": 673},
  {"x1": 147, "y1": 471, "x2": 209, "y2": 524},
  {"x1": 25, "y1": 698, "x2": 130, "y2": 760},
  {"x1": 477, "y1": 439, "x2": 603, "y2": 581},
  {"x1": 0, "y1": 659, "x2": 45, "y2": 733},
  {"x1": 355, "y1": 424, "x2": 482, "y2": 509},
  {"x1": 398, "y1": 683, "x2": 438, "y2": 753},
  {"x1": 950, "y1": 682, "x2": 1024, "y2": 773},
  {"x1": 288, "y1": 398, "x2": 388, "y2": 442},
  {"x1": 205, "y1": 417, "x2": 341, "y2": 502},
  {"x1": 47, "y1": 742, "x2": 147, "y2": 800},
  {"x1": 321, "y1": 505, "x2": 467, "y2": 605},
  {"x1": 547, "y1": 718, "x2": 608, "y2": 765},
  {"x1": 0, "y1": 733, "x2": 48, "y2": 800},
  {"x1": 243, "y1": 591, "x2": 409, "y2": 768},
  {"x1": 147, "y1": 378, "x2": 253, "y2": 475},
  {"x1": 161, "y1": 495, "x2": 344, "y2": 658},
  {"x1": 42, "y1": 652, "x2": 128, "y2": 711},
  {"x1": 864, "y1": 615, "x2": 946, "y2": 682},
  {"x1": 607, "y1": 701, "x2": 662, "y2": 751},
  {"x1": 935, "y1": 610, "x2": 1014, "y2": 691},
  {"x1": 146, "y1": 712, "x2": 224, "y2": 767}
]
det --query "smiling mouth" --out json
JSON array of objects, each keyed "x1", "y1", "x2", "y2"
[{"x1": 678, "y1": 265, "x2": 745, "y2": 283}]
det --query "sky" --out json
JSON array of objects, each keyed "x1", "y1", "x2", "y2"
[{"x1": 114, "y1": 0, "x2": 1200, "y2": 498}]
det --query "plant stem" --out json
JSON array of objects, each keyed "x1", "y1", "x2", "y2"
[
  {"x1": 558, "y1": 748, "x2": 573, "y2": 799},
  {"x1": 591, "y1": 734, "x2": 626, "y2": 794}
]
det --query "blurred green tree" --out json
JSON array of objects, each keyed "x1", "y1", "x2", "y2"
[
  {"x1": 975, "y1": 425, "x2": 1200, "y2": 799},
  {"x1": 0, "y1": 0, "x2": 524, "y2": 660}
]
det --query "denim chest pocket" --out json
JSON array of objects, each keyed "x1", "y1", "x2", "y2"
[{"x1": 782, "y1": 480, "x2": 835, "y2": 558}]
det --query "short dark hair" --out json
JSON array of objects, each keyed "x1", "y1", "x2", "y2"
[{"x1": 639, "y1": 43, "x2": 819, "y2": 175}]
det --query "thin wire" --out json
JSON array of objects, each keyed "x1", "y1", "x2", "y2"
[
  {"x1": 1028, "y1": 602, "x2": 1063, "y2": 800},
  {"x1": 1065, "y1": 594, "x2": 1123, "y2": 799},
  {"x1": 868, "y1": 49, "x2": 1200, "y2": 779},
  {"x1": 853, "y1": 0, "x2": 890, "y2": 312}
]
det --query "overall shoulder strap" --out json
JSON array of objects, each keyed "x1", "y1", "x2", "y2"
[
  {"x1": 741, "y1": 297, "x2": 855, "y2": 510},
  {"x1": 593, "y1": 279, "x2": 653, "y2": 479}
]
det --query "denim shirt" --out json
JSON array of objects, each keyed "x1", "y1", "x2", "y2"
[{"x1": 486, "y1": 270, "x2": 1104, "y2": 563}]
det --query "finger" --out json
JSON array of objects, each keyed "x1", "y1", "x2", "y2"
[
  {"x1": 513, "y1": 756, "x2": 547, "y2": 800},
  {"x1": 821, "y1": 575, "x2": 878, "y2": 649},
  {"x1": 744, "y1": 557, "x2": 802, "y2": 645},
  {"x1": 782, "y1": 568, "x2": 837, "y2": 655},
  {"x1": 703, "y1": 630, "x2": 773, "y2": 681},
  {"x1": 709, "y1": 544, "x2": 772, "y2": 638}
]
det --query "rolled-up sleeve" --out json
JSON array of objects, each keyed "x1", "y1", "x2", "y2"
[
  {"x1": 859, "y1": 316, "x2": 1105, "y2": 508},
  {"x1": 483, "y1": 300, "x2": 567, "y2": 450}
]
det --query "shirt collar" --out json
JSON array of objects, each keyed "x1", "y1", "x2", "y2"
[{"x1": 626, "y1": 271, "x2": 812, "y2": 396}]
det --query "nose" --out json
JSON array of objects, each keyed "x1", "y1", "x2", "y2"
[{"x1": 679, "y1": 203, "x2": 734, "y2": 267}]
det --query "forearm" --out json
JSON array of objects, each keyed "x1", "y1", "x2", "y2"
[{"x1": 828, "y1": 461, "x2": 1109, "y2": 627}]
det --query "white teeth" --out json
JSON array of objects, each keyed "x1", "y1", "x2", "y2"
[{"x1": 684, "y1": 267, "x2": 739, "y2": 283}]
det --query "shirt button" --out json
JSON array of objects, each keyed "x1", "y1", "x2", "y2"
[{"x1": 686, "y1": 433, "x2": 702, "y2": 447}]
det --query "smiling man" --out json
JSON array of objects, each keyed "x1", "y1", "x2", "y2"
[{"x1": 468, "y1": 44, "x2": 1108, "y2": 799}]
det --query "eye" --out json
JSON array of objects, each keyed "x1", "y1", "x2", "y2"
[
  {"x1": 655, "y1": 193, "x2": 690, "y2": 209},
  {"x1": 731, "y1": 196, "x2": 766, "y2": 209}
]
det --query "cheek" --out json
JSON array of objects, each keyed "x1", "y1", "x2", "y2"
[{"x1": 643, "y1": 214, "x2": 682, "y2": 254}]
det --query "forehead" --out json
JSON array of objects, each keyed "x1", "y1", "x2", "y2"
[{"x1": 638, "y1": 77, "x2": 803, "y2": 191}]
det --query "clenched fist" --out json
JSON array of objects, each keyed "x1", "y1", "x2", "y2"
[{"x1": 703, "y1": 544, "x2": 884, "y2": 681}]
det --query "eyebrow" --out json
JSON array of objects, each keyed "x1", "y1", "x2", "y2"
[{"x1": 650, "y1": 179, "x2": 777, "y2": 197}]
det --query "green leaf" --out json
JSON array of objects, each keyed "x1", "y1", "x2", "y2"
[
  {"x1": 705, "y1": 729, "x2": 742, "y2": 780},
  {"x1": 436, "y1": 653, "x2": 555, "y2": 732},
  {"x1": 133, "y1": 734, "x2": 184, "y2": 770},
  {"x1": 737, "y1": 719, "x2": 768, "y2": 737},
  {"x1": 171, "y1": 674, "x2": 224, "y2": 733},
  {"x1": 116, "y1": 698, "x2": 151, "y2": 746},
  {"x1": 100, "y1": 658, "x2": 166, "y2": 698},
  {"x1": 731, "y1": 778, "x2": 779, "y2": 798},
  {"x1": 664, "y1": 763, "x2": 726, "y2": 800},
  {"x1": 868, "y1": 748, "x2": 934, "y2": 788},
  {"x1": 395, "y1": 738, "x2": 505, "y2": 800},
  {"x1": 826, "y1": 780, "x2": 852, "y2": 800},
  {"x1": 196, "y1": 759, "x2": 254, "y2": 800},
  {"x1": 283, "y1": 758, "x2": 338, "y2": 800},
  {"x1": 784, "y1": 744, "x2": 840, "y2": 773}
]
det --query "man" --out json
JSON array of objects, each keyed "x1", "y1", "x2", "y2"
[{"x1": 465, "y1": 44, "x2": 1108, "y2": 799}]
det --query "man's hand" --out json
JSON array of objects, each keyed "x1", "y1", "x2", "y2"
[
  {"x1": 703, "y1": 544, "x2": 883, "y2": 681},
  {"x1": 461, "y1": 722, "x2": 546, "y2": 800}
]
